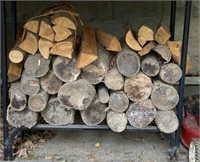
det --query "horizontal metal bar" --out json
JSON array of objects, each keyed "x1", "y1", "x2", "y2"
[{"x1": 174, "y1": 77, "x2": 200, "y2": 85}]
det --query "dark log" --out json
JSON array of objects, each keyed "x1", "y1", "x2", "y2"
[
  {"x1": 153, "y1": 44, "x2": 171, "y2": 63},
  {"x1": 97, "y1": 83, "x2": 109, "y2": 104},
  {"x1": 8, "y1": 61, "x2": 23, "y2": 82}
]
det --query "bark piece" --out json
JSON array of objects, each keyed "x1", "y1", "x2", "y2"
[
  {"x1": 108, "y1": 91, "x2": 129, "y2": 113},
  {"x1": 107, "y1": 110, "x2": 127, "y2": 133},
  {"x1": 153, "y1": 44, "x2": 171, "y2": 63},
  {"x1": 124, "y1": 72, "x2": 152, "y2": 102},
  {"x1": 58, "y1": 79, "x2": 96, "y2": 110},
  {"x1": 159, "y1": 63, "x2": 182, "y2": 83},
  {"x1": 80, "y1": 95, "x2": 107, "y2": 126},
  {"x1": 38, "y1": 38, "x2": 53, "y2": 59},
  {"x1": 155, "y1": 23, "x2": 171, "y2": 44},
  {"x1": 97, "y1": 84, "x2": 109, "y2": 104},
  {"x1": 20, "y1": 71, "x2": 40, "y2": 96},
  {"x1": 138, "y1": 41, "x2": 156, "y2": 56},
  {"x1": 39, "y1": 18, "x2": 55, "y2": 41},
  {"x1": 155, "y1": 110, "x2": 179, "y2": 133},
  {"x1": 24, "y1": 19, "x2": 40, "y2": 34},
  {"x1": 53, "y1": 25, "x2": 73, "y2": 42},
  {"x1": 40, "y1": 70, "x2": 63, "y2": 94},
  {"x1": 9, "y1": 45, "x2": 26, "y2": 63},
  {"x1": 76, "y1": 27, "x2": 97, "y2": 68},
  {"x1": 24, "y1": 53, "x2": 50, "y2": 78},
  {"x1": 126, "y1": 99, "x2": 156, "y2": 128},
  {"x1": 138, "y1": 25, "x2": 154, "y2": 47},
  {"x1": 41, "y1": 97, "x2": 75, "y2": 125},
  {"x1": 8, "y1": 62, "x2": 23, "y2": 82}
]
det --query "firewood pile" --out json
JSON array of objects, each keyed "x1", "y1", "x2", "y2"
[{"x1": 7, "y1": 2, "x2": 191, "y2": 133}]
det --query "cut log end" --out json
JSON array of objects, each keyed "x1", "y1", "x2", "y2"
[
  {"x1": 155, "y1": 23, "x2": 171, "y2": 45},
  {"x1": 138, "y1": 25, "x2": 154, "y2": 47}
]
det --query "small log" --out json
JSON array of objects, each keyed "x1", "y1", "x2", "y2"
[
  {"x1": 97, "y1": 84, "x2": 109, "y2": 104},
  {"x1": 58, "y1": 79, "x2": 96, "y2": 110},
  {"x1": 8, "y1": 61, "x2": 23, "y2": 82},
  {"x1": 9, "y1": 44, "x2": 26, "y2": 63},
  {"x1": 76, "y1": 27, "x2": 97, "y2": 68},
  {"x1": 28, "y1": 90, "x2": 49, "y2": 112},
  {"x1": 124, "y1": 72, "x2": 153, "y2": 102},
  {"x1": 24, "y1": 53, "x2": 50, "y2": 78},
  {"x1": 141, "y1": 54, "x2": 160, "y2": 77},
  {"x1": 104, "y1": 68, "x2": 124, "y2": 91},
  {"x1": 95, "y1": 28, "x2": 121, "y2": 52},
  {"x1": 40, "y1": 69, "x2": 63, "y2": 94},
  {"x1": 53, "y1": 56, "x2": 80, "y2": 82},
  {"x1": 155, "y1": 23, "x2": 171, "y2": 44},
  {"x1": 155, "y1": 110, "x2": 179, "y2": 134},
  {"x1": 126, "y1": 99, "x2": 156, "y2": 128},
  {"x1": 125, "y1": 23, "x2": 142, "y2": 51},
  {"x1": 23, "y1": 18, "x2": 40, "y2": 34},
  {"x1": 80, "y1": 95, "x2": 107, "y2": 126},
  {"x1": 159, "y1": 63, "x2": 182, "y2": 83},
  {"x1": 153, "y1": 44, "x2": 171, "y2": 63},
  {"x1": 106, "y1": 110, "x2": 127, "y2": 133},
  {"x1": 108, "y1": 91, "x2": 129, "y2": 113},
  {"x1": 20, "y1": 70, "x2": 40, "y2": 96},
  {"x1": 38, "y1": 38, "x2": 53, "y2": 59},
  {"x1": 117, "y1": 41, "x2": 140, "y2": 77},
  {"x1": 138, "y1": 41, "x2": 156, "y2": 56},
  {"x1": 41, "y1": 97, "x2": 75, "y2": 125},
  {"x1": 18, "y1": 32, "x2": 38, "y2": 55},
  {"x1": 39, "y1": 18, "x2": 55, "y2": 41},
  {"x1": 7, "y1": 106, "x2": 38, "y2": 129},
  {"x1": 9, "y1": 82, "x2": 27, "y2": 111},
  {"x1": 138, "y1": 25, "x2": 154, "y2": 47},
  {"x1": 53, "y1": 25, "x2": 73, "y2": 42}
]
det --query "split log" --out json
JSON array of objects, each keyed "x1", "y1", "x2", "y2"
[
  {"x1": 95, "y1": 28, "x2": 121, "y2": 52},
  {"x1": 106, "y1": 110, "x2": 127, "y2": 133},
  {"x1": 23, "y1": 18, "x2": 40, "y2": 34},
  {"x1": 58, "y1": 79, "x2": 96, "y2": 110},
  {"x1": 18, "y1": 32, "x2": 38, "y2": 55},
  {"x1": 7, "y1": 106, "x2": 38, "y2": 129},
  {"x1": 80, "y1": 95, "x2": 107, "y2": 126},
  {"x1": 138, "y1": 41, "x2": 156, "y2": 56},
  {"x1": 9, "y1": 44, "x2": 26, "y2": 63},
  {"x1": 9, "y1": 82, "x2": 27, "y2": 111},
  {"x1": 41, "y1": 97, "x2": 75, "y2": 125},
  {"x1": 155, "y1": 23, "x2": 171, "y2": 44},
  {"x1": 53, "y1": 25, "x2": 73, "y2": 42},
  {"x1": 159, "y1": 63, "x2": 182, "y2": 83},
  {"x1": 126, "y1": 99, "x2": 156, "y2": 128},
  {"x1": 117, "y1": 41, "x2": 140, "y2": 77},
  {"x1": 108, "y1": 91, "x2": 129, "y2": 113},
  {"x1": 104, "y1": 68, "x2": 124, "y2": 91},
  {"x1": 124, "y1": 72, "x2": 153, "y2": 102},
  {"x1": 138, "y1": 25, "x2": 154, "y2": 47},
  {"x1": 20, "y1": 71, "x2": 40, "y2": 96},
  {"x1": 125, "y1": 23, "x2": 142, "y2": 51},
  {"x1": 53, "y1": 56, "x2": 80, "y2": 82},
  {"x1": 8, "y1": 62, "x2": 23, "y2": 82},
  {"x1": 28, "y1": 90, "x2": 49, "y2": 112},
  {"x1": 151, "y1": 81, "x2": 179, "y2": 111},
  {"x1": 40, "y1": 70, "x2": 63, "y2": 94},
  {"x1": 155, "y1": 110, "x2": 179, "y2": 133},
  {"x1": 38, "y1": 38, "x2": 53, "y2": 59},
  {"x1": 97, "y1": 84, "x2": 109, "y2": 104},
  {"x1": 141, "y1": 54, "x2": 160, "y2": 77},
  {"x1": 39, "y1": 18, "x2": 55, "y2": 41},
  {"x1": 24, "y1": 53, "x2": 50, "y2": 78},
  {"x1": 153, "y1": 44, "x2": 171, "y2": 63},
  {"x1": 76, "y1": 27, "x2": 97, "y2": 68}
]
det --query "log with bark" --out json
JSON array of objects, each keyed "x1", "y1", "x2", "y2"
[
  {"x1": 155, "y1": 23, "x2": 171, "y2": 45},
  {"x1": 97, "y1": 83, "x2": 109, "y2": 104},
  {"x1": 8, "y1": 61, "x2": 24, "y2": 82},
  {"x1": 153, "y1": 44, "x2": 171, "y2": 63}
]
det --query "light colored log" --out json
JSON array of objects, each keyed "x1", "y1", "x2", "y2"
[
  {"x1": 155, "y1": 23, "x2": 171, "y2": 44},
  {"x1": 39, "y1": 18, "x2": 55, "y2": 41},
  {"x1": 53, "y1": 25, "x2": 73, "y2": 42},
  {"x1": 8, "y1": 62, "x2": 23, "y2": 82},
  {"x1": 138, "y1": 25, "x2": 154, "y2": 47},
  {"x1": 38, "y1": 38, "x2": 53, "y2": 59},
  {"x1": 138, "y1": 41, "x2": 156, "y2": 56},
  {"x1": 9, "y1": 44, "x2": 26, "y2": 63},
  {"x1": 23, "y1": 19, "x2": 40, "y2": 34},
  {"x1": 97, "y1": 84, "x2": 109, "y2": 104},
  {"x1": 153, "y1": 44, "x2": 171, "y2": 63}
]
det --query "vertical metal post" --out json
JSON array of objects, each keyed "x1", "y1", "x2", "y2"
[
  {"x1": 175, "y1": 1, "x2": 192, "y2": 148},
  {"x1": 170, "y1": 1, "x2": 176, "y2": 40},
  {"x1": 11, "y1": 1, "x2": 17, "y2": 42}
]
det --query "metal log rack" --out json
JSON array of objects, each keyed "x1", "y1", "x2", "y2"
[{"x1": 1, "y1": 1, "x2": 192, "y2": 161}]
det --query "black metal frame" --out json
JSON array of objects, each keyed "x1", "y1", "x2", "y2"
[{"x1": 1, "y1": 1, "x2": 192, "y2": 161}]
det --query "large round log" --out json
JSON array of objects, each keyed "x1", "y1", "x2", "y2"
[
  {"x1": 155, "y1": 110, "x2": 179, "y2": 134},
  {"x1": 124, "y1": 72, "x2": 153, "y2": 102},
  {"x1": 104, "y1": 68, "x2": 124, "y2": 91},
  {"x1": 7, "y1": 106, "x2": 38, "y2": 128},
  {"x1": 9, "y1": 82, "x2": 27, "y2": 111},
  {"x1": 28, "y1": 90, "x2": 49, "y2": 112},
  {"x1": 80, "y1": 95, "x2": 107, "y2": 126},
  {"x1": 53, "y1": 56, "x2": 81, "y2": 83},
  {"x1": 58, "y1": 79, "x2": 96, "y2": 110},
  {"x1": 40, "y1": 70, "x2": 63, "y2": 94},
  {"x1": 126, "y1": 99, "x2": 157, "y2": 128},
  {"x1": 24, "y1": 53, "x2": 50, "y2": 78},
  {"x1": 106, "y1": 110, "x2": 127, "y2": 133},
  {"x1": 108, "y1": 91, "x2": 129, "y2": 113},
  {"x1": 20, "y1": 70, "x2": 40, "y2": 96},
  {"x1": 159, "y1": 63, "x2": 182, "y2": 84},
  {"x1": 97, "y1": 83, "x2": 109, "y2": 104},
  {"x1": 41, "y1": 97, "x2": 75, "y2": 125}
]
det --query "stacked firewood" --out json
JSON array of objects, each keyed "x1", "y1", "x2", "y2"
[{"x1": 7, "y1": 3, "x2": 191, "y2": 133}]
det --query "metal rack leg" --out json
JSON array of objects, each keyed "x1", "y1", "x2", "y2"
[
  {"x1": 11, "y1": 1, "x2": 17, "y2": 42},
  {"x1": 170, "y1": 1, "x2": 177, "y2": 40}
]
